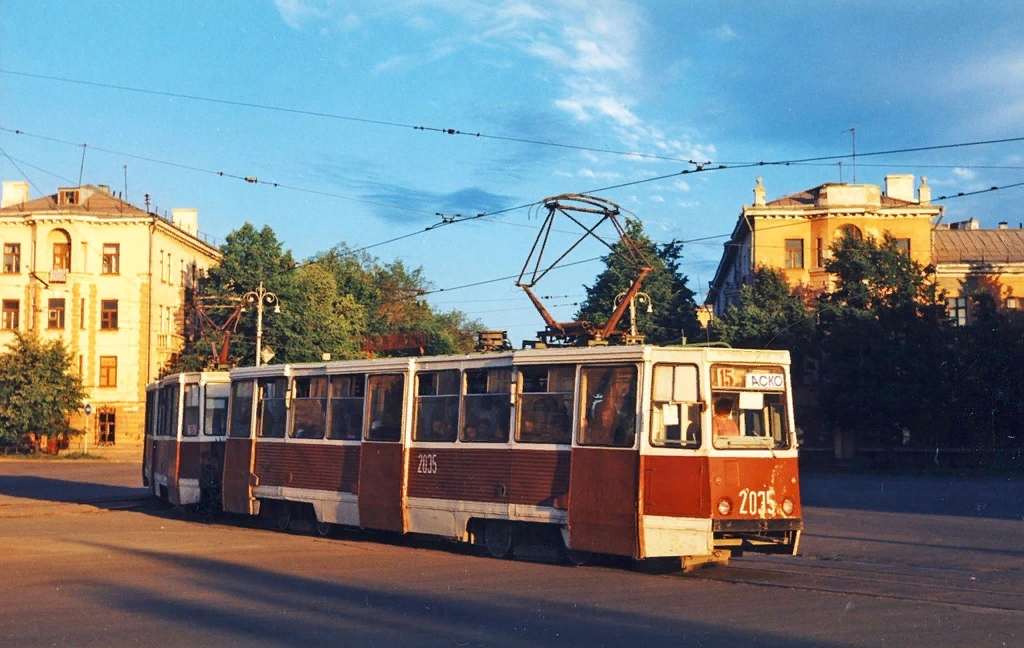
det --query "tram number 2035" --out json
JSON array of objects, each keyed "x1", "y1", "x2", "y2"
[
  {"x1": 416, "y1": 453, "x2": 438, "y2": 475},
  {"x1": 739, "y1": 488, "x2": 777, "y2": 516}
]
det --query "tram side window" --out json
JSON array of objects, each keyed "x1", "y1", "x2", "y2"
[
  {"x1": 651, "y1": 364, "x2": 702, "y2": 449},
  {"x1": 517, "y1": 365, "x2": 573, "y2": 444},
  {"x1": 291, "y1": 376, "x2": 328, "y2": 439},
  {"x1": 145, "y1": 391, "x2": 157, "y2": 438},
  {"x1": 182, "y1": 384, "x2": 201, "y2": 437},
  {"x1": 462, "y1": 368, "x2": 511, "y2": 443},
  {"x1": 578, "y1": 365, "x2": 638, "y2": 447},
  {"x1": 328, "y1": 374, "x2": 364, "y2": 440},
  {"x1": 205, "y1": 384, "x2": 229, "y2": 437},
  {"x1": 366, "y1": 374, "x2": 405, "y2": 441},
  {"x1": 414, "y1": 370, "x2": 459, "y2": 442},
  {"x1": 160, "y1": 385, "x2": 179, "y2": 439},
  {"x1": 228, "y1": 380, "x2": 255, "y2": 438},
  {"x1": 257, "y1": 377, "x2": 289, "y2": 438},
  {"x1": 229, "y1": 378, "x2": 254, "y2": 440}
]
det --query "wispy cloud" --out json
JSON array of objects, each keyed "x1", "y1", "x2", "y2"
[
  {"x1": 952, "y1": 167, "x2": 977, "y2": 181},
  {"x1": 715, "y1": 24, "x2": 739, "y2": 41}
]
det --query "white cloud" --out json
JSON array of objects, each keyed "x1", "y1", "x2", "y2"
[
  {"x1": 650, "y1": 195, "x2": 665, "y2": 203},
  {"x1": 674, "y1": 180, "x2": 691, "y2": 192},
  {"x1": 715, "y1": 24, "x2": 739, "y2": 41},
  {"x1": 952, "y1": 167, "x2": 977, "y2": 181}
]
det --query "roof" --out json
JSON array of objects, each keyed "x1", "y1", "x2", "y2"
[
  {"x1": 765, "y1": 184, "x2": 917, "y2": 209},
  {"x1": 0, "y1": 185, "x2": 149, "y2": 217},
  {"x1": 933, "y1": 228, "x2": 1024, "y2": 264}
]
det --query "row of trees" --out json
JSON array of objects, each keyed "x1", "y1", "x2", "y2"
[
  {"x1": 169, "y1": 224, "x2": 482, "y2": 371},
  {"x1": 713, "y1": 234, "x2": 1024, "y2": 452}
]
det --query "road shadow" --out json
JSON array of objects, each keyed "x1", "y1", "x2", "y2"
[
  {"x1": 75, "y1": 539, "x2": 844, "y2": 648},
  {"x1": 0, "y1": 475, "x2": 148, "y2": 509},
  {"x1": 801, "y1": 472, "x2": 1024, "y2": 520}
]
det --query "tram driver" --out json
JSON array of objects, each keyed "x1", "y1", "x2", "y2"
[{"x1": 712, "y1": 397, "x2": 740, "y2": 437}]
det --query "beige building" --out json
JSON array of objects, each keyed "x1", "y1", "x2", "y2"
[
  {"x1": 706, "y1": 174, "x2": 1024, "y2": 326},
  {"x1": 0, "y1": 181, "x2": 220, "y2": 452},
  {"x1": 706, "y1": 174, "x2": 942, "y2": 315}
]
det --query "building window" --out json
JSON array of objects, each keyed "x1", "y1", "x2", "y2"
[
  {"x1": 894, "y1": 238, "x2": 910, "y2": 255},
  {"x1": 99, "y1": 356, "x2": 117, "y2": 387},
  {"x1": 102, "y1": 244, "x2": 120, "y2": 274},
  {"x1": 97, "y1": 407, "x2": 116, "y2": 445},
  {"x1": 52, "y1": 242, "x2": 70, "y2": 270},
  {"x1": 1007, "y1": 297, "x2": 1020, "y2": 310},
  {"x1": 48, "y1": 299, "x2": 66, "y2": 329},
  {"x1": 839, "y1": 224, "x2": 863, "y2": 241},
  {"x1": 58, "y1": 189, "x2": 79, "y2": 205},
  {"x1": 948, "y1": 296, "x2": 968, "y2": 326},
  {"x1": 785, "y1": 239, "x2": 804, "y2": 269},
  {"x1": 3, "y1": 243, "x2": 20, "y2": 273},
  {"x1": 100, "y1": 300, "x2": 118, "y2": 330},
  {"x1": 815, "y1": 238, "x2": 824, "y2": 268},
  {"x1": 2, "y1": 300, "x2": 18, "y2": 330}
]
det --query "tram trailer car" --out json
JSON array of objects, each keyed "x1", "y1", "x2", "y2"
[
  {"x1": 215, "y1": 345, "x2": 801, "y2": 564},
  {"x1": 143, "y1": 372, "x2": 230, "y2": 507}
]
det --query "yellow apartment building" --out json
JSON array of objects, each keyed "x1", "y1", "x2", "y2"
[
  {"x1": 0, "y1": 181, "x2": 221, "y2": 453},
  {"x1": 706, "y1": 174, "x2": 942, "y2": 315},
  {"x1": 706, "y1": 174, "x2": 1024, "y2": 324}
]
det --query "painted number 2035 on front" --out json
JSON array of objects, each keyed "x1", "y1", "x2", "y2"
[
  {"x1": 416, "y1": 453, "x2": 438, "y2": 474},
  {"x1": 739, "y1": 488, "x2": 777, "y2": 517}
]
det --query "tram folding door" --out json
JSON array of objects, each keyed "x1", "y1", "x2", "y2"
[
  {"x1": 357, "y1": 374, "x2": 407, "y2": 532},
  {"x1": 566, "y1": 364, "x2": 640, "y2": 558}
]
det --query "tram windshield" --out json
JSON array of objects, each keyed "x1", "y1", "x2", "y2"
[{"x1": 710, "y1": 364, "x2": 790, "y2": 450}]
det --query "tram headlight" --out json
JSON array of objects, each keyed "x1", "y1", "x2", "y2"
[
  {"x1": 717, "y1": 498, "x2": 732, "y2": 516},
  {"x1": 782, "y1": 497, "x2": 795, "y2": 516}
]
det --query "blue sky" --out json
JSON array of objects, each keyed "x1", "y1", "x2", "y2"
[{"x1": 2, "y1": 1, "x2": 1023, "y2": 344}]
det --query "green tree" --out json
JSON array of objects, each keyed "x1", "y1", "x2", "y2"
[
  {"x1": 0, "y1": 333, "x2": 86, "y2": 445},
  {"x1": 712, "y1": 266, "x2": 815, "y2": 350},
  {"x1": 575, "y1": 220, "x2": 699, "y2": 344},
  {"x1": 816, "y1": 233, "x2": 947, "y2": 448}
]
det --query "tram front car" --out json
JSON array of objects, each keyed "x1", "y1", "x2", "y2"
[{"x1": 643, "y1": 347, "x2": 802, "y2": 561}]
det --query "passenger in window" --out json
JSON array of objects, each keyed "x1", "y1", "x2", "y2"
[{"x1": 712, "y1": 398, "x2": 740, "y2": 437}]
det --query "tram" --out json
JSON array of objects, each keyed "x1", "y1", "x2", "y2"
[
  {"x1": 217, "y1": 344, "x2": 802, "y2": 563},
  {"x1": 143, "y1": 371, "x2": 231, "y2": 508}
]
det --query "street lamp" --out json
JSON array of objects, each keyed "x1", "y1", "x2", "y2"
[
  {"x1": 241, "y1": 281, "x2": 280, "y2": 367},
  {"x1": 614, "y1": 290, "x2": 653, "y2": 338}
]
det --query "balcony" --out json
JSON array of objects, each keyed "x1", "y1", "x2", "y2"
[{"x1": 48, "y1": 268, "x2": 68, "y2": 284}]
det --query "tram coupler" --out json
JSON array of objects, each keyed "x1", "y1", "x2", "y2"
[{"x1": 681, "y1": 549, "x2": 731, "y2": 572}]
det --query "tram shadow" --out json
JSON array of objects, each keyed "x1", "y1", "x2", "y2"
[
  {"x1": 0, "y1": 474, "x2": 149, "y2": 511},
  {"x1": 78, "y1": 539, "x2": 835, "y2": 648},
  {"x1": 800, "y1": 471, "x2": 1024, "y2": 520}
]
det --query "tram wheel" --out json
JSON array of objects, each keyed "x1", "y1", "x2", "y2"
[
  {"x1": 315, "y1": 520, "x2": 333, "y2": 537},
  {"x1": 261, "y1": 500, "x2": 292, "y2": 532},
  {"x1": 484, "y1": 520, "x2": 516, "y2": 558},
  {"x1": 563, "y1": 548, "x2": 592, "y2": 567}
]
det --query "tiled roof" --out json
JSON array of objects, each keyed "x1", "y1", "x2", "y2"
[
  {"x1": 933, "y1": 229, "x2": 1024, "y2": 264},
  {"x1": 0, "y1": 186, "x2": 149, "y2": 217}
]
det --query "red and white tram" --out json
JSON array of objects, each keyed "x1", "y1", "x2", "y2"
[
  {"x1": 143, "y1": 371, "x2": 231, "y2": 508},
  {"x1": 218, "y1": 344, "x2": 802, "y2": 563}
]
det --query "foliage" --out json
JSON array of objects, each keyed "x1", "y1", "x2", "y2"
[
  {"x1": 815, "y1": 233, "x2": 948, "y2": 448},
  {"x1": 168, "y1": 226, "x2": 482, "y2": 372},
  {"x1": 711, "y1": 266, "x2": 815, "y2": 350},
  {"x1": 575, "y1": 220, "x2": 700, "y2": 344},
  {"x1": 0, "y1": 333, "x2": 86, "y2": 444}
]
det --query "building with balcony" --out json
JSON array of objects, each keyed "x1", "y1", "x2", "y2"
[{"x1": 0, "y1": 181, "x2": 221, "y2": 451}]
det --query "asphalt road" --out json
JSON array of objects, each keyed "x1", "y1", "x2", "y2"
[{"x1": 0, "y1": 459, "x2": 1021, "y2": 647}]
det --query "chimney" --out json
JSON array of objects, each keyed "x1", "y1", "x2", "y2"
[
  {"x1": 171, "y1": 208, "x2": 199, "y2": 237},
  {"x1": 753, "y1": 177, "x2": 766, "y2": 206},
  {"x1": 1, "y1": 181, "x2": 30, "y2": 208},
  {"x1": 884, "y1": 174, "x2": 915, "y2": 202},
  {"x1": 918, "y1": 176, "x2": 931, "y2": 204},
  {"x1": 999, "y1": 221, "x2": 1009, "y2": 229}
]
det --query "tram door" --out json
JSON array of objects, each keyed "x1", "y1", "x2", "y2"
[
  {"x1": 567, "y1": 365, "x2": 640, "y2": 558},
  {"x1": 222, "y1": 379, "x2": 258, "y2": 514},
  {"x1": 358, "y1": 374, "x2": 407, "y2": 532}
]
